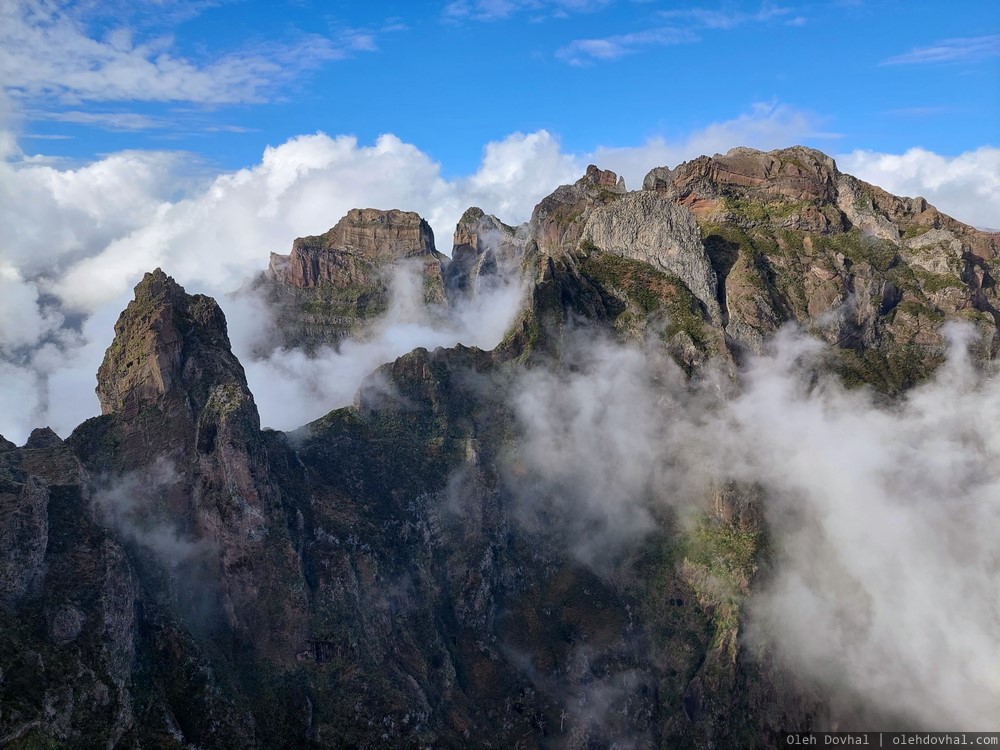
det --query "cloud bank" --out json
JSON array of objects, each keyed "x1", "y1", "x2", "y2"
[
  {"x1": 234, "y1": 261, "x2": 527, "y2": 431},
  {"x1": 506, "y1": 323, "x2": 1000, "y2": 730},
  {"x1": 0, "y1": 104, "x2": 995, "y2": 443},
  {"x1": 839, "y1": 146, "x2": 1000, "y2": 230}
]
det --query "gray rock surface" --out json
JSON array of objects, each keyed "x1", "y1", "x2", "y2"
[
  {"x1": 0, "y1": 474, "x2": 48, "y2": 608},
  {"x1": 582, "y1": 191, "x2": 723, "y2": 323}
]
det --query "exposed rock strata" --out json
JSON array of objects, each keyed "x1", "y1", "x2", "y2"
[{"x1": 255, "y1": 208, "x2": 448, "y2": 350}]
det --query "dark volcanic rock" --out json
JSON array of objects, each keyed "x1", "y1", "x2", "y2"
[
  {"x1": 96, "y1": 268, "x2": 244, "y2": 421},
  {"x1": 85, "y1": 269, "x2": 308, "y2": 661},
  {"x1": 24, "y1": 427, "x2": 64, "y2": 449},
  {"x1": 0, "y1": 469, "x2": 48, "y2": 608}
]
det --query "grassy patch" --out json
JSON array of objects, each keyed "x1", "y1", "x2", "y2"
[
  {"x1": 912, "y1": 268, "x2": 965, "y2": 294},
  {"x1": 580, "y1": 252, "x2": 708, "y2": 345},
  {"x1": 902, "y1": 224, "x2": 932, "y2": 241},
  {"x1": 812, "y1": 229, "x2": 898, "y2": 272}
]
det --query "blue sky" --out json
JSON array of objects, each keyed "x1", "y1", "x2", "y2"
[
  {"x1": 4, "y1": 0, "x2": 998, "y2": 173},
  {"x1": 1, "y1": 0, "x2": 1000, "y2": 442}
]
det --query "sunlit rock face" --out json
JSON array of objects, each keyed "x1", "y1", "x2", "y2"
[{"x1": 250, "y1": 208, "x2": 448, "y2": 352}]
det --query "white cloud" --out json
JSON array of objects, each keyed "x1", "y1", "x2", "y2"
[
  {"x1": 0, "y1": 105, "x2": 995, "y2": 444},
  {"x1": 0, "y1": 262, "x2": 59, "y2": 348},
  {"x1": 462, "y1": 130, "x2": 582, "y2": 219},
  {"x1": 444, "y1": 0, "x2": 612, "y2": 22},
  {"x1": 838, "y1": 146, "x2": 1000, "y2": 230},
  {"x1": 507, "y1": 332, "x2": 708, "y2": 568},
  {"x1": 883, "y1": 34, "x2": 1000, "y2": 65},
  {"x1": 723, "y1": 326, "x2": 1000, "y2": 729},
  {"x1": 557, "y1": 2, "x2": 798, "y2": 64},
  {"x1": 0, "y1": 0, "x2": 371, "y2": 106},
  {"x1": 41, "y1": 109, "x2": 167, "y2": 131},
  {"x1": 556, "y1": 26, "x2": 697, "y2": 64},
  {"x1": 0, "y1": 147, "x2": 186, "y2": 278},
  {"x1": 657, "y1": 5, "x2": 794, "y2": 30}
]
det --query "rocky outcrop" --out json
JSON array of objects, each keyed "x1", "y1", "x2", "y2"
[
  {"x1": 582, "y1": 190, "x2": 723, "y2": 323},
  {"x1": 279, "y1": 208, "x2": 441, "y2": 289},
  {"x1": 530, "y1": 164, "x2": 627, "y2": 256},
  {"x1": 638, "y1": 146, "x2": 1000, "y2": 380},
  {"x1": 444, "y1": 207, "x2": 526, "y2": 298},
  {"x1": 644, "y1": 145, "x2": 843, "y2": 232},
  {"x1": 253, "y1": 208, "x2": 448, "y2": 351},
  {"x1": 85, "y1": 270, "x2": 308, "y2": 663},
  {"x1": 0, "y1": 424, "x2": 148, "y2": 747},
  {"x1": 0, "y1": 468, "x2": 48, "y2": 608},
  {"x1": 96, "y1": 269, "x2": 244, "y2": 422},
  {"x1": 655, "y1": 145, "x2": 821, "y2": 217}
]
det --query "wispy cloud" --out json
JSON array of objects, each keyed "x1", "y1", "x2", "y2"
[
  {"x1": 880, "y1": 105, "x2": 957, "y2": 118},
  {"x1": 41, "y1": 110, "x2": 167, "y2": 131},
  {"x1": 204, "y1": 124, "x2": 258, "y2": 134},
  {"x1": 556, "y1": 26, "x2": 698, "y2": 64},
  {"x1": 557, "y1": 2, "x2": 800, "y2": 65},
  {"x1": 657, "y1": 4, "x2": 793, "y2": 29},
  {"x1": 443, "y1": 0, "x2": 612, "y2": 22},
  {"x1": 0, "y1": 0, "x2": 376, "y2": 107},
  {"x1": 883, "y1": 34, "x2": 1000, "y2": 65}
]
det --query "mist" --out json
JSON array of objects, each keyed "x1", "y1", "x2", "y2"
[
  {"x1": 505, "y1": 329, "x2": 722, "y2": 570},
  {"x1": 91, "y1": 456, "x2": 211, "y2": 566},
  {"x1": 228, "y1": 258, "x2": 528, "y2": 431},
  {"x1": 505, "y1": 322, "x2": 1000, "y2": 730},
  {"x1": 727, "y1": 325, "x2": 1000, "y2": 730}
]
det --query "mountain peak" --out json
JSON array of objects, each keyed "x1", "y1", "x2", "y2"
[
  {"x1": 96, "y1": 269, "x2": 242, "y2": 421},
  {"x1": 280, "y1": 207, "x2": 440, "y2": 289},
  {"x1": 24, "y1": 426, "x2": 63, "y2": 449},
  {"x1": 643, "y1": 145, "x2": 840, "y2": 210},
  {"x1": 578, "y1": 164, "x2": 627, "y2": 192}
]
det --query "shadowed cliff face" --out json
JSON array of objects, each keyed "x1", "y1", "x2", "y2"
[
  {"x1": 3, "y1": 146, "x2": 1000, "y2": 748},
  {"x1": 85, "y1": 271, "x2": 309, "y2": 666}
]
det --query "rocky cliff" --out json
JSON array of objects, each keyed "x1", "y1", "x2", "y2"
[
  {"x1": 254, "y1": 208, "x2": 448, "y2": 351},
  {"x1": 3, "y1": 145, "x2": 998, "y2": 748}
]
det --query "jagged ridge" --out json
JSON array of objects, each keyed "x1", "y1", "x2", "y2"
[{"x1": 2, "y1": 145, "x2": 998, "y2": 748}]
